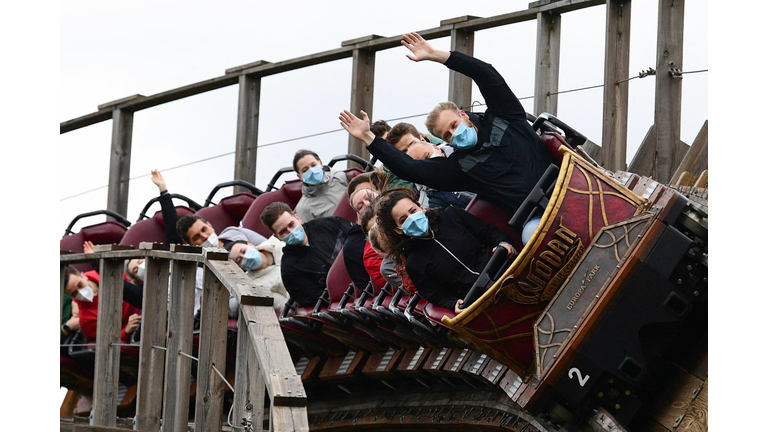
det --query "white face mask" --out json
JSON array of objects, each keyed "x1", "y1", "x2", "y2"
[
  {"x1": 201, "y1": 232, "x2": 219, "y2": 248},
  {"x1": 136, "y1": 261, "x2": 147, "y2": 282},
  {"x1": 429, "y1": 149, "x2": 442, "y2": 159},
  {"x1": 76, "y1": 285, "x2": 94, "y2": 303}
]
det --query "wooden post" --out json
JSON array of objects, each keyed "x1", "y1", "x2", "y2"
[
  {"x1": 533, "y1": 11, "x2": 561, "y2": 116},
  {"x1": 601, "y1": 0, "x2": 632, "y2": 170},
  {"x1": 135, "y1": 255, "x2": 170, "y2": 431},
  {"x1": 348, "y1": 48, "x2": 375, "y2": 166},
  {"x1": 92, "y1": 258, "x2": 125, "y2": 427},
  {"x1": 447, "y1": 23, "x2": 475, "y2": 110},
  {"x1": 106, "y1": 109, "x2": 133, "y2": 220},
  {"x1": 653, "y1": 0, "x2": 685, "y2": 183},
  {"x1": 162, "y1": 259, "x2": 198, "y2": 432},
  {"x1": 234, "y1": 74, "x2": 262, "y2": 194},
  {"x1": 233, "y1": 310, "x2": 265, "y2": 431},
  {"x1": 671, "y1": 119, "x2": 707, "y2": 182},
  {"x1": 193, "y1": 264, "x2": 230, "y2": 432}
]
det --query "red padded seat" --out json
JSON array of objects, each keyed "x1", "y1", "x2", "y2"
[
  {"x1": 196, "y1": 192, "x2": 257, "y2": 235},
  {"x1": 61, "y1": 221, "x2": 129, "y2": 272},
  {"x1": 540, "y1": 131, "x2": 573, "y2": 164},
  {"x1": 331, "y1": 191, "x2": 358, "y2": 223},
  {"x1": 119, "y1": 206, "x2": 195, "y2": 247},
  {"x1": 241, "y1": 179, "x2": 303, "y2": 238},
  {"x1": 326, "y1": 250, "x2": 353, "y2": 304},
  {"x1": 465, "y1": 198, "x2": 524, "y2": 252},
  {"x1": 423, "y1": 303, "x2": 456, "y2": 330}
]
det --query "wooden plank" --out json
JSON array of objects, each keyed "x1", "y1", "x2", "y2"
[
  {"x1": 134, "y1": 257, "x2": 170, "y2": 431},
  {"x1": 647, "y1": 365, "x2": 703, "y2": 430},
  {"x1": 225, "y1": 60, "x2": 271, "y2": 75},
  {"x1": 60, "y1": 390, "x2": 82, "y2": 418},
  {"x1": 91, "y1": 258, "x2": 125, "y2": 427},
  {"x1": 72, "y1": 426, "x2": 138, "y2": 432},
  {"x1": 233, "y1": 74, "x2": 262, "y2": 193},
  {"x1": 106, "y1": 109, "x2": 133, "y2": 220},
  {"x1": 193, "y1": 266, "x2": 231, "y2": 432},
  {"x1": 693, "y1": 170, "x2": 707, "y2": 188},
  {"x1": 628, "y1": 124, "x2": 656, "y2": 176},
  {"x1": 233, "y1": 311, "x2": 265, "y2": 432},
  {"x1": 533, "y1": 11, "x2": 561, "y2": 116},
  {"x1": 97, "y1": 94, "x2": 146, "y2": 111},
  {"x1": 529, "y1": 0, "x2": 556, "y2": 7},
  {"x1": 456, "y1": 0, "x2": 605, "y2": 32},
  {"x1": 440, "y1": 15, "x2": 482, "y2": 26},
  {"x1": 678, "y1": 378, "x2": 707, "y2": 432},
  {"x1": 672, "y1": 120, "x2": 708, "y2": 182},
  {"x1": 674, "y1": 171, "x2": 696, "y2": 186},
  {"x1": 449, "y1": 27, "x2": 475, "y2": 110},
  {"x1": 653, "y1": 0, "x2": 686, "y2": 183},
  {"x1": 580, "y1": 139, "x2": 603, "y2": 162},
  {"x1": 601, "y1": 0, "x2": 632, "y2": 171},
  {"x1": 60, "y1": 110, "x2": 114, "y2": 134},
  {"x1": 341, "y1": 34, "x2": 384, "y2": 47},
  {"x1": 347, "y1": 48, "x2": 376, "y2": 164},
  {"x1": 162, "y1": 260, "x2": 198, "y2": 432}
]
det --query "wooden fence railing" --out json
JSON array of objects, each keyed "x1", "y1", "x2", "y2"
[{"x1": 60, "y1": 243, "x2": 307, "y2": 432}]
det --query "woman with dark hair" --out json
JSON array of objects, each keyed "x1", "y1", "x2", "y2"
[{"x1": 375, "y1": 189, "x2": 516, "y2": 313}]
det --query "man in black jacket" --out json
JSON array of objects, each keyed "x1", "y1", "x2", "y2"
[
  {"x1": 260, "y1": 202, "x2": 354, "y2": 307},
  {"x1": 339, "y1": 32, "x2": 556, "y2": 218}
]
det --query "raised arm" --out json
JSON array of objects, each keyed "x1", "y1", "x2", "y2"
[
  {"x1": 339, "y1": 110, "x2": 466, "y2": 192},
  {"x1": 152, "y1": 170, "x2": 183, "y2": 245},
  {"x1": 401, "y1": 32, "x2": 450, "y2": 64}
]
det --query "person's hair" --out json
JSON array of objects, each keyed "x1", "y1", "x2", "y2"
[
  {"x1": 260, "y1": 202, "x2": 294, "y2": 232},
  {"x1": 359, "y1": 200, "x2": 378, "y2": 233},
  {"x1": 176, "y1": 214, "x2": 207, "y2": 243},
  {"x1": 224, "y1": 240, "x2": 247, "y2": 252},
  {"x1": 292, "y1": 149, "x2": 321, "y2": 173},
  {"x1": 386, "y1": 122, "x2": 421, "y2": 147},
  {"x1": 63, "y1": 265, "x2": 81, "y2": 291},
  {"x1": 425, "y1": 101, "x2": 461, "y2": 136},
  {"x1": 124, "y1": 260, "x2": 141, "y2": 285},
  {"x1": 374, "y1": 188, "x2": 420, "y2": 264},
  {"x1": 367, "y1": 223, "x2": 389, "y2": 255},
  {"x1": 370, "y1": 120, "x2": 391, "y2": 138},
  {"x1": 347, "y1": 173, "x2": 372, "y2": 198}
]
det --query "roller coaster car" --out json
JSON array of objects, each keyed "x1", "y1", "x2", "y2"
[
  {"x1": 61, "y1": 210, "x2": 132, "y2": 272},
  {"x1": 431, "y1": 115, "x2": 707, "y2": 427}
]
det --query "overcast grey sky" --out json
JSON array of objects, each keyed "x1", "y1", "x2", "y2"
[{"x1": 60, "y1": 0, "x2": 708, "y2": 234}]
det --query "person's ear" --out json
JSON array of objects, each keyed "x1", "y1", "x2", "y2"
[
  {"x1": 419, "y1": 135, "x2": 427, "y2": 142},
  {"x1": 394, "y1": 226, "x2": 404, "y2": 235},
  {"x1": 293, "y1": 212, "x2": 302, "y2": 225}
]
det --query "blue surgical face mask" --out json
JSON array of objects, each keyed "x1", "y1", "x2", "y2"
[
  {"x1": 302, "y1": 165, "x2": 324, "y2": 185},
  {"x1": 241, "y1": 247, "x2": 263, "y2": 271},
  {"x1": 451, "y1": 121, "x2": 478, "y2": 150},
  {"x1": 283, "y1": 225, "x2": 306, "y2": 246},
  {"x1": 400, "y1": 211, "x2": 429, "y2": 237}
]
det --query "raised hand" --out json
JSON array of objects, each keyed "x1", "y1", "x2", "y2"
[
  {"x1": 151, "y1": 170, "x2": 167, "y2": 193},
  {"x1": 401, "y1": 32, "x2": 450, "y2": 64},
  {"x1": 339, "y1": 110, "x2": 375, "y2": 145},
  {"x1": 83, "y1": 240, "x2": 94, "y2": 254}
]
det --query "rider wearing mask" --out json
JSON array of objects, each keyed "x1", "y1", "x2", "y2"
[
  {"x1": 225, "y1": 237, "x2": 289, "y2": 313},
  {"x1": 376, "y1": 190, "x2": 516, "y2": 314},
  {"x1": 260, "y1": 202, "x2": 354, "y2": 307},
  {"x1": 293, "y1": 149, "x2": 349, "y2": 223}
]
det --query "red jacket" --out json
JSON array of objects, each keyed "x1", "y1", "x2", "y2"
[
  {"x1": 74, "y1": 270, "x2": 142, "y2": 343},
  {"x1": 363, "y1": 241, "x2": 387, "y2": 289}
]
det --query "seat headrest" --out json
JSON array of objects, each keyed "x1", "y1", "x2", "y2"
[
  {"x1": 196, "y1": 193, "x2": 256, "y2": 234},
  {"x1": 331, "y1": 192, "x2": 358, "y2": 223},
  {"x1": 61, "y1": 221, "x2": 129, "y2": 272},
  {"x1": 326, "y1": 250, "x2": 352, "y2": 303},
  {"x1": 119, "y1": 206, "x2": 195, "y2": 247},
  {"x1": 540, "y1": 132, "x2": 573, "y2": 164}
]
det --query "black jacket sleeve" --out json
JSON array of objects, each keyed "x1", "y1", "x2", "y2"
[
  {"x1": 366, "y1": 136, "x2": 467, "y2": 192},
  {"x1": 451, "y1": 207, "x2": 512, "y2": 248},
  {"x1": 122, "y1": 281, "x2": 144, "y2": 309},
  {"x1": 280, "y1": 263, "x2": 324, "y2": 308},
  {"x1": 406, "y1": 261, "x2": 459, "y2": 310},
  {"x1": 159, "y1": 192, "x2": 183, "y2": 245},
  {"x1": 443, "y1": 51, "x2": 527, "y2": 123},
  {"x1": 343, "y1": 229, "x2": 370, "y2": 292}
]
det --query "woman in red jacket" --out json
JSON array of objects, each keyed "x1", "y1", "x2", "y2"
[{"x1": 63, "y1": 266, "x2": 142, "y2": 343}]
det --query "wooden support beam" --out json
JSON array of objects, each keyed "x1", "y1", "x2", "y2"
[
  {"x1": 693, "y1": 170, "x2": 707, "y2": 188},
  {"x1": 671, "y1": 119, "x2": 707, "y2": 181},
  {"x1": 162, "y1": 259, "x2": 198, "y2": 432},
  {"x1": 348, "y1": 48, "x2": 376, "y2": 165},
  {"x1": 106, "y1": 109, "x2": 133, "y2": 220},
  {"x1": 92, "y1": 258, "x2": 125, "y2": 427},
  {"x1": 225, "y1": 60, "x2": 271, "y2": 75},
  {"x1": 628, "y1": 124, "x2": 656, "y2": 176},
  {"x1": 233, "y1": 311, "x2": 265, "y2": 431},
  {"x1": 341, "y1": 34, "x2": 384, "y2": 47},
  {"x1": 97, "y1": 94, "x2": 146, "y2": 111},
  {"x1": 534, "y1": 11, "x2": 561, "y2": 116},
  {"x1": 448, "y1": 26, "x2": 475, "y2": 110},
  {"x1": 601, "y1": 0, "x2": 632, "y2": 170},
  {"x1": 193, "y1": 266, "x2": 231, "y2": 432},
  {"x1": 234, "y1": 74, "x2": 262, "y2": 193},
  {"x1": 134, "y1": 256, "x2": 170, "y2": 431},
  {"x1": 653, "y1": 0, "x2": 685, "y2": 183},
  {"x1": 674, "y1": 171, "x2": 696, "y2": 187}
]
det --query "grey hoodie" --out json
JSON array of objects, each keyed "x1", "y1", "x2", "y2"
[{"x1": 294, "y1": 168, "x2": 348, "y2": 222}]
